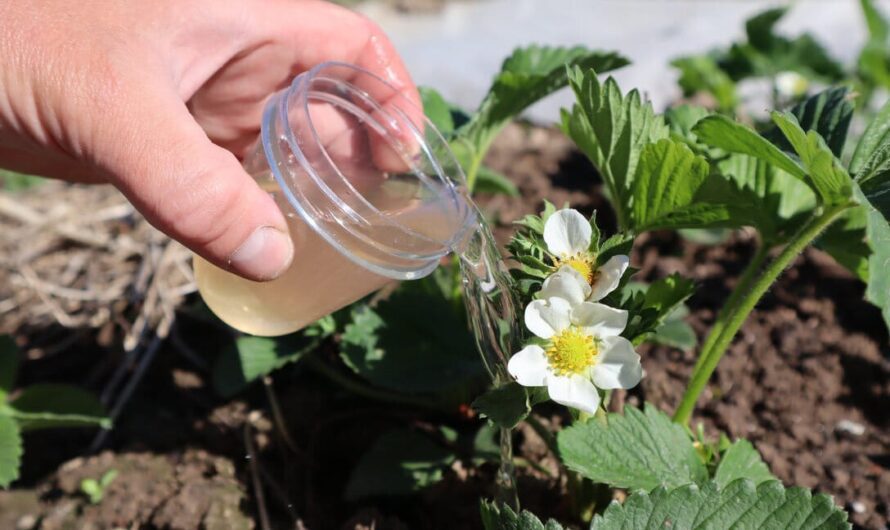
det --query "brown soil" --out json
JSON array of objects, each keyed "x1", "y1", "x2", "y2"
[{"x1": 0, "y1": 124, "x2": 888, "y2": 529}]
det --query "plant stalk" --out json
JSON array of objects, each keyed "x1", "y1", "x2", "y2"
[
  {"x1": 495, "y1": 426, "x2": 520, "y2": 511},
  {"x1": 466, "y1": 152, "x2": 485, "y2": 193},
  {"x1": 673, "y1": 205, "x2": 849, "y2": 425},
  {"x1": 689, "y1": 244, "x2": 770, "y2": 380}
]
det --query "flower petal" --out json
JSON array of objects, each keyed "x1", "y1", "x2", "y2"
[
  {"x1": 589, "y1": 255, "x2": 630, "y2": 302},
  {"x1": 524, "y1": 298, "x2": 572, "y2": 339},
  {"x1": 539, "y1": 267, "x2": 591, "y2": 306},
  {"x1": 592, "y1": 336, "x2": 642, "y2": 389},
  {"x1": 545, "y1": 374, "x2": 601, "y2": 414},
  {"x1": 508, "y1": 345, "x2": 549, "y2": 387},
  {"x1": 543, "y1": 209, "x2": 592, "y2": 256},
  {"x1": 572, "y1": 303, "x2": 628, "y2": 337}
]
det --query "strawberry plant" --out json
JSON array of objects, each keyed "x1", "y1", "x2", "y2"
[
  {"x1": 0, "y1": 336, "x2": 109, "y2": 488},
  {"x1": 476, "y1": 57, "x2": 887, "y2": 526},
  {"x1": 671, "y1": 5, "x2": 845, "y2": 112},
  {"x1": 3, "y1": 30, "x2": 886, "y2": 527},
  {"x1": 200, "y1": 42, "x2": 889, "y2": 527}
]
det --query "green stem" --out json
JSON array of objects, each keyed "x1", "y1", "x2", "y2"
[
  {"x1": 673, "y1": 205, "x2": 848, "y2": 425},
  {"x1": 466, "y1": 152, "x2": 484, "y2": 192},
  {"x1": 590, "y1": 164, "x2": 629, "y2": 230},
  {"x1": 496, "y1": 427, "x2": 520, "y2": 511},
  {"x1": 464, "y1": 133, "x2": 497, "y2": 193},
  {"x1": 689, "y1": 244, "x2": 769, "y2": 380},
  {"x1": 304, "y1": 354, "x2": 446, "y2": 412}
]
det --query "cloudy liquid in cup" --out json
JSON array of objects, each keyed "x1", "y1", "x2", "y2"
[
  {"x1": 194, "y1": 169, "x2": 520, "y2": 502},
  {"x1": 194, "y1": 175, "x2": 471, "y2": 337}
]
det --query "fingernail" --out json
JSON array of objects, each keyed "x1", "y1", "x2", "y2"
[{"x1": 229, "y1": 226, "x2": 294, "y2": 281}]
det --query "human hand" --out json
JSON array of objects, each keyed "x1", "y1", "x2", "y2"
[{"x1": 0, "y1": 0, "x2": 420, "y2": 280}]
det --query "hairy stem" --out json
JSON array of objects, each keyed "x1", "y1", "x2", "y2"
[
  {"x1": 689, "y1": 244, "x2": 770, "y2": 380},
  {"x1": 603, "y1": 168, "x2": 629, "y2": 230},
  {"x1": 673, "y1": 205, "x2": 849, "y2": 425},
  {"x1": 496, "y1": 427, "x2": 520, "y2": 510}
]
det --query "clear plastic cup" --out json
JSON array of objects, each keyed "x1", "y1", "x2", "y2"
[{"x1": 194, "y1": 62, "x2": 476, "y2": 336}]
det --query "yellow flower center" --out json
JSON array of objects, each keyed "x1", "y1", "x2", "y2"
[
  {"x1": 555, "y1": 254, "x2": 598, "y2": 285},
  {"x1": 545, "y1": 327, "x2": 599, "y2": 376}
]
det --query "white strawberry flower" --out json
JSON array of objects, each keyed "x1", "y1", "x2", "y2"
[
  {"x1": 543, "y1": 209, "x2": 629, "y2": 302},
  {"x1": 775, "y1": 71, "x2": 808, "y2": 99},
  {"x1": 507, "y1": 271, "x2": 643, "y2": 414}
]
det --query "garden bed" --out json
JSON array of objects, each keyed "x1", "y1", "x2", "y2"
[{"x1": 0, "y1": 124, "x2": 887, "y2": 529}]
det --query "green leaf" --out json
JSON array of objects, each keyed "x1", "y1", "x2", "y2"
[
  {"x1": 81, "y1": 479, "x2": 103, "y2": 504},
  {"x1": 213, "y1": 334, "x2": 319, "y2": 398},
  {"x1": 563, "y1": 67, "x2": 670, "y2": 228},
  {"x1": 591, "y1": 479, "x2": 850, "y2": 529},
  {"x1": 475, "y1": 166, "x2": 520, "y2": 196},
  {"x1": 344, "y1": 428, "x2": 455, "y2": 500},
  {"x1": 715, "y1": 152, "x2": 817, "y2": 242},
  {"x1": 857, "y1": 185, "x2": 890, "y2": 331},
  {"x1": 596, "y1": 233, "x2": 634, "y2": 266},
  {"x1": 471, "y1": 382, "x2": 530, "y2": 429},
  {"x1": 855, "y1": 142, "x2": 890, "y2": 220},
  {"x1": 857, "y1": 0, "x2": 890, "y2": 92},
  {"x1": 0, "y1": 336, "x2": 19, "y2": 401},
  {"x1": 614, "y1": 275, "x2": 697, "y2": 344},
  {"x1": 714, "y1": 439, "x2": 775, "y2": 489},
  {"x1": 664, "y1": 105, "x2": 711, "y2": 147},
  {"x1": 81, "y1": 469, "x2": 118, "y2": 504},
  {"x1": 7, "y1": 384, "x2": 109, "y2": 431},
  {"x1": 764, "y1": 87, "x2": 853, "y2": 158},
  {"x1": 557, "y1": 403, "x2": 708, "y2": 491},
  {"x1": 631, "y1": 139, "x2": 728, "y2": 231},
  {"x1": 650, "y1": 306, "x2": 697, "y2": 352},
  {"x1": 851, "y1": 99, "x2": 890, "y2": 175},
  {"x1": 463, "y1": 45, "x2": 628, "y2": 151},
  {"x1": 770, "y1": 111, "x2": 854, "y2": 205},
  {"x1": 856, "y1": 140, "x2": 890, "y2": 188},
  {"x1": 471, "y1": 423, "x2": 500, "y2": 464},
  {"x1": 0, "y1": 415, "x2": 22, "y2": 488},
  {"x1": 862, "y1": 0, "x2": 889, "y2": 45},
  {"x1": 738, "y1": 7, "x2": 844, "y2": 82},
  {"x1": 651, "y1": 318, "x2": 696, "y2": 351},
  {"x1": 0, "y1": 169, "x2": 44, "y2": 192},
  {"x1": 746, "y1": 7, "x2": 787, "y2": 50},
  {"x1": 420, "y1": 86, "x2": 456, "y2": 136},
  {"x1": 692, "y1": 115, "x2": 807, "y2": 182},
  {"x1": 670, "y1": 56, "x2": 738, "y2": 111},
  {"x1": 480, "y1": 501, "x2": 566, "y2": 530},
  {"x1": 817, "y1": 207, "x2": 870, "y2": 282},
  {"x1": 645, "y1": 274, "x2": 696, "y2": 314},
  {"x1": 339, "y1": 281, "x2": 483, "y2": 394},
  {"x1": 678, "y1": 228, "x2": 731, "y2": 245}
]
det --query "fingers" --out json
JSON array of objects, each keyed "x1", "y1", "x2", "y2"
[
  {"x1": 95, "y1": 86, "x2": 293, "y2": 281},
  {"x1": 254, "y1": 0, "x2": 424, "y2": 172}
]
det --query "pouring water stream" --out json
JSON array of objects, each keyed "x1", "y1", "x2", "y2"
[{"x1": 454, "y1": 206, "x2": 522, "y2": 509}]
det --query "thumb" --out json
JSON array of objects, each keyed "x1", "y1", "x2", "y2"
[{"x1": 95, "y1": 87, "x2": 293, "y2": 281}]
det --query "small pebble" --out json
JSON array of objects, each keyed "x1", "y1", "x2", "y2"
[
  {"x1": 835, "y1": 419, "x2": 866, "y2": 436},
  {"x1": 16, "y1": 515, "x2": 36, "y2": 530},
  {"x1": 851, "y1": 501, "x2": 866, "y2": 514}
]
